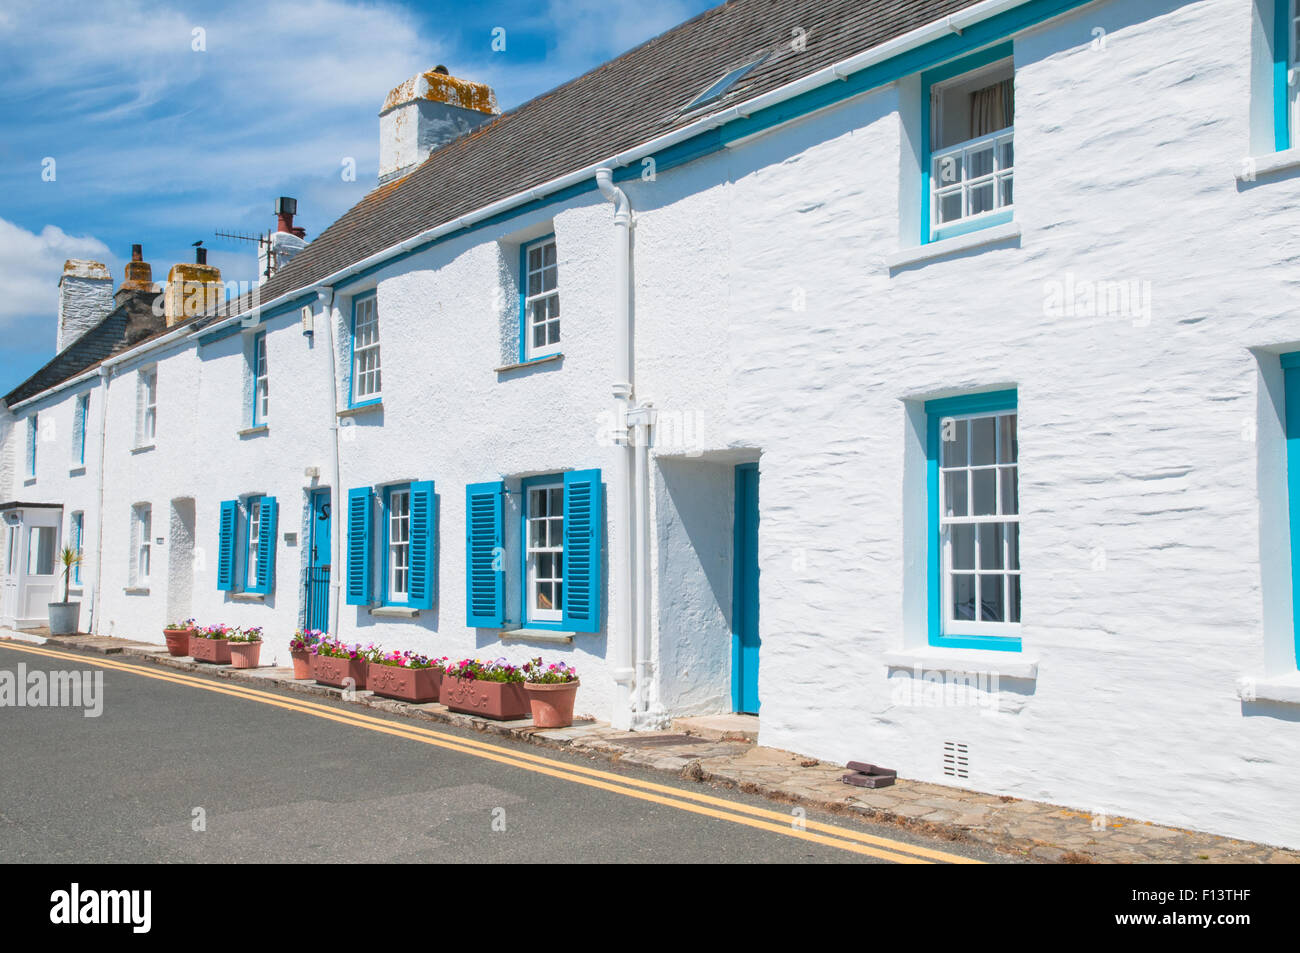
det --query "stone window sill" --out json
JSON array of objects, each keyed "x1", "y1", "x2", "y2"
[
  {"x1": 123, "y1": 586, "x2": 150, "y2": 595},
  {"x1": 495, "y1": 353, "x2": 563, "y2": 375},
  {"x1": 1237, "y1": 148, "x2": 1300, "y2": 183},
  {"x1": 69, "y1": 465, "x2": 86, "y2": 477},
  {"x1": 230, "y1": 592, "x2": 265, "y2": 603},
  {"x1": 370, "y1": 606, "x2": 419, "y2": 619},
  {"x1": 1237, "y1": 673, "x2": 1300, "y2": 705},
  {"x1": 338, "y1": 401, "x2": 382, "y2": 419},
  {"x1": 238, "y1": 424, "x2": 269, "y2": 438},
  {"x1": 131, "y1": 444, "x2": 156, "y2": 455},
  {"x1": 883, "y1": 646, "x2": 1039, "y2": 680},
  {"x1": 885, "y1": 221, "x2": 1022, "y2": 271},
  {"x1": 23, "y1": 477, "x2": 35, "y2": 487},
  {"x1": 500, "y1": 627, "x2": 575, "y2": 644}
]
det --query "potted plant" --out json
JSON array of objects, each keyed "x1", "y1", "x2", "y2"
[
  {"x1": 227, "y1": 626, "x2": 263, "y2": 669},
  {"x1": 441, "y1": 658, "x2": 529, "y2": 720},
  {"x1": 190, "y1": 624, "x2": 232, "y2": 664},
  {"x1": 311, "y1": 639, "x2": 376, "y2": 690},
  {"x1": 163, "y1": 618, "x2": 197, "y2": 656},
  {"x1": 47, "y1": 545, "x2": 83, "y2": 636},
  {"x1": 522, "y1": 657, "x2": 581, "y2": 728},
  {"x1": 288, "y1": 629, "x2": 323, "y2": 679},
  {"x1": 368, "y1": 651, "x2": 447, "y2": 703}
]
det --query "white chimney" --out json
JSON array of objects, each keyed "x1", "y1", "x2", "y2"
[
  {"x1": 57, "y1": 260, "x2": 113, "y2": 353},
  {"x1": 378, "y1": 66, "x2": 499, "y2": 184},
  {"x1": 258, "y1": 197, "x2": 308, "y2": 280}
]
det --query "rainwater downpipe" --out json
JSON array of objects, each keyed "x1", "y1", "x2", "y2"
[
  {"x1": 595, "y1": 167, "x2": 637, "y2": 729},
  {"x1": 317, "y1": 287, "x2": 343, "y2": 641},
  {"x1": 90, "y1": 364, "x2": 112, "y2": 634}
]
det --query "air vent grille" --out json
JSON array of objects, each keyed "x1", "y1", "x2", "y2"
[{"x1": 943, "y1": 741, "x2": 969, "y2": 779}]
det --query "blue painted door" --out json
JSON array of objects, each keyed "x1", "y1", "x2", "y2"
[
  {"x1": 306, "y1": 489, "x2": 331, "y2": 631},
  {"x1": 732, "y1": 464, "x2": 760, "y2": 714}
]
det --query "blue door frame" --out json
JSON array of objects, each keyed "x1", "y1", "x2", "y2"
[
  {"x1": 732, "y1": 463, "x2": 760, "y2": 714},
  {"x1": 306, "y1": 489, "x2": 332, "y2": 631}
]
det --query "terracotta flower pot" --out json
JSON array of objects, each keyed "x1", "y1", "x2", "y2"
[
  {"x1": 163, "y1": 627, "x2": 194, "y2": 657},
  {"x1": 312, "y1": 654, "x2": 368, "y2": 690},
  {"x1": 524, "y1": 679, "x2": 581, "y2": 728},
  {"x1": 441, "y1": 674, "x2": 529, "y2": 720},
  {"x1": 190, "y1": 637, "x2": 231, "y2": 664},
  {"x1": 368, "y1": 663, "x2": 442, "y2": 703},
  {"x1": 290, "y1": 649, "x2": 313, "y2": 680},
  {"x1": 228, "y1": 641, "x2": 262, "y2": 669}
]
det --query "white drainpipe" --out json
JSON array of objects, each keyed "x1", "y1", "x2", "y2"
[
  {"x1": 595, "y1": 168, "x2": 636, "y2": 730},
  {"x1": 90, "y1": 364, "x2": 111, "y2": 634},
  {"x1": 317, "y1": 287, "x2": 343, "y2": 640}
]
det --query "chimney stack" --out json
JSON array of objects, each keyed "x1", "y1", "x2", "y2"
[
  {"x1": 57, "y1": 260, "x2": 113, "y2": 353},
  {"x1": 163, "y1": 249, "x2": 223, "y2": 328},
  {"x1": 259, "y1": 196, "x2": 309, "y2": 280},
  {"x1": 378, "y1": 65, "x2": 498, "y2": 184},
  {"x1": 114, "y1": 244, "x2": 156, "y2": 308}
]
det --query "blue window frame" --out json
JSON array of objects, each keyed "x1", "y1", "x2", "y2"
[
  {"x1": 925, "y1": 389, "x2": 1021, "y2": 651},
  {"x1": 251, "y1": 331, "x2": 269, "y2": 425},
  {"x1": 349, "y1": 291, "x2": 381, "y2": 408},
  {"x1": 71, "y1": 511, "x2": 83, "y2": 585},
  {"x1": 1275, "y1": 0, "x2": 1297, "y2": 151},
  {"x1": 519, "y1": 235, "x2": 560, "y2": 363},
  {"x1": 382, "y1": 483, "x2": 412, "y2": 606},
  {"x1": 516, "y1": 470, "x2": 602, "y2": 632},
  {"x1": 74, "y1": 393, "x2": 89, "y2": 466},
  {"x1": 920, "y1": 43, "x2": 1015, "y2": 245},
  {"x1": 242, "y1": 495, "x2": 278, "y2": 595},
  {"x1": 521, "y1": 474, "x2": 565, "y2": 627},
  {"x1": 1281, "y1": 352, "x2": 1300, "y2": 666}
]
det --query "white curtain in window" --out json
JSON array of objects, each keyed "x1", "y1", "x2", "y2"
[{"x1": 970, "y1": 79, "x2": 1014, "y2": 138}]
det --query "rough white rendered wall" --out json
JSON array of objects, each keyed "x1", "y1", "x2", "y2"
[{"x1": 56, "y1": 265, "x2": 113, "y2": 353}]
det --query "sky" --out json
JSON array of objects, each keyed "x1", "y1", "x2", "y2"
[{"x1": 0, "y1": 0, "x2": 716, "y2": 395}]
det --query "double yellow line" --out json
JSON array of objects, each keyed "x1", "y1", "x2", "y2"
[{"x1": 0, "y1": 640, "x2": 980, "y2": 864}]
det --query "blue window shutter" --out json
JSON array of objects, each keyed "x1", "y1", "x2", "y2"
[
  {"x1": 466, "y1": 481, "x2": 504, "y2": 627},
  {"x1": 561, "y1": 469, "x2": 603, "y2": 633},
  {"x1": 253, "y1": 496, "x2": 278, "y2": 594},
  {"x1": 346, "y1": 487, "x2": 373, "y2": 605},
  {"x1": 409, "y1": 481, "x2": 436, "y2": 610},
  {"x1": 217, "y1": 500, "x2": 238, "y2": 591}
]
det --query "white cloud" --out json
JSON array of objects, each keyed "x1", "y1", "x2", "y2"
[{"x1": 0, "y1": 217, "x2": 113, "y2": 331}]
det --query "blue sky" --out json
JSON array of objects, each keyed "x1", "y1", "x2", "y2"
[{"x1": 0, "y1": 0, "x2": 715, "y2": 395}]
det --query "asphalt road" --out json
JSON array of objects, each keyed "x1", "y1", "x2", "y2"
[{"x1": 0, "y1": 641, "x2": 1006, "y2": 864}]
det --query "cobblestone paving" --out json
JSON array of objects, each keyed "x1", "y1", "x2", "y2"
[{"x1": 20, "y1": 633, "x2": 1300, "y2": 864}]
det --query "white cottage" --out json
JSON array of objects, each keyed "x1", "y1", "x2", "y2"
[{"x1": 4, "y1": 0, "x2": 1300, "y2": 849}]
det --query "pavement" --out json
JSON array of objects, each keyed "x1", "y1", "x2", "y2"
[{"x1": 9, "y1": 629, "x2": 1300, "y2": 864}]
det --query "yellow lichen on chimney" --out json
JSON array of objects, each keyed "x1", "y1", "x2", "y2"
[
  {"x1": 381, "y1": 69, "x2": 498, "y2": 115},
  {"x1": 163, "y1": 262, "x2": 223, "y2": 327}
]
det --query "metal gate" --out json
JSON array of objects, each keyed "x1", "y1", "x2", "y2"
[{"x1": 304, "y1": 565, "x2": 329, "y2": 632}]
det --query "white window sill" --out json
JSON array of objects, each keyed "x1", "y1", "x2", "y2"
[
  {"x1": 886, "y1": 221, "x2": 1022, "y2": 270},
  {"x1": 496, "y1": 353, "x2": 563, "y2": 374},
  {"x1": 1237, "y1": 148, "x2": 1300, "y2": 182},
  {"x1": 338, "y1": 402, "x2": 382, "y2": 419},
  {"x1": 500, "y1": 627, "x2": 575, "y2": 644},
  {"x1": 68, "y1": 465, "x2": 86, "y2": 477},
  {"x1": 67, "y1": 587, "x2": 83, "y2": 597},
  {"x1": 230, "y1": 592, "x2": 265, "y2": 603},
  {"x1": 883, "y1": 646, "x2": 1038, "y2": 680},
  {"x1": 130, "y1": 444, "x2": 156, "y2": 455},
  {"x1": 1237, "y1": 672, "x2": 1300, "y2": 705},
  {"x1": 238, "y1": 424, "x2": 269, "y2": 438},
  {"x1": 123, "y1": 586, "x2": 150, "y2": 595},
  {"x1": 370, "y1": 606, "x2": 419, "y2": 619}
]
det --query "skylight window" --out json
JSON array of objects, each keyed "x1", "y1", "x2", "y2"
[{"x1": 682, "y1": 54, "x2": 768, "y2": 112}]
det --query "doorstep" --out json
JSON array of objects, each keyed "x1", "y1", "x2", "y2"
[{"x1": 11, "y1": 633, "x2": 1300, "y2": 865}]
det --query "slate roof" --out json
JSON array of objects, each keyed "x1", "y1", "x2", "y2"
[
  {"x1": 6, "y1": 0, "x2": 981, "y2": 407},
  {"x1": 4, "y1": 292, "x2": 166, "y2": 407}
]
